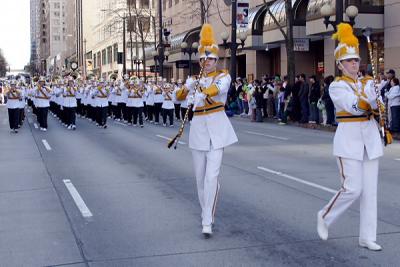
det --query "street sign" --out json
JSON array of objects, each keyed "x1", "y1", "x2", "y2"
[
  {"x1": 237, "y1": 0, "x2": 249, "y2": 29},
  {"x1": 176, "y1": 60, "x2": 189, "y2": 69},
  {"x1": 294, "y1": 38, "x2": 310, "y2": 52}
]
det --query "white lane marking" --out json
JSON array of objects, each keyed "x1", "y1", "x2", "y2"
[
  {"x1": 395, "y1": 158, "x2": 400, "y2": 161},
  {"x1": 245, "y1": 130, "x2": 289, "y2": 141},
  {"x1": 257, "y1": 166, "x2": 337, "y2": 194},
  {"x1": 156, "y1": 134, "x2": 186, "y2": 145},
  {"x1": 115, "y1": 121, "x2": 128, "y2": 126},
  {"x1": 33, "y1": 123, "x2": 38, "y2": 129},
  {"x1": 63, "y1": 179, "x2": 93, "y2": 218},
  {"x1": 41, "y1": 139, "x2": 52, "y2": 151}
]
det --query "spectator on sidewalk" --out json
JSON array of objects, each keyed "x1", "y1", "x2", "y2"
[
  {"x1": 385, "y1": 77, "x2": 400, "y2": 132},
  {"x1": 261, "y1": 77, "x2": 269, "y2": 118},
  {"x1": 321, "y1": 75, "x2": 335, "y2": 126},
  {"x1": 382, "y1": 69, "x2": 396, "y2": 99},
  {"x1": 235, "y1": 78, "x2": 244, "y2": 115},
  {"x1": 277, "y1": 83, "x2": 285, "y2": 122},
  {"x1": 252, "y1": 80, "x2": 264, "y2": 122},
  {"x1": 309, "y1": 75, "x2": 321, "y2": 124},
  {"x1": 298, "y1": 73, "x2": 309, "y2": 123}
]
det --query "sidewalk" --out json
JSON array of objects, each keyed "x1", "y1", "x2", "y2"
[{"x1": 232, "y1": 113, "x2": 400, "y2": 140}]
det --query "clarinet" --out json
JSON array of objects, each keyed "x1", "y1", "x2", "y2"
[{"x1": 362, "y1": 27, "x2": 393, "y2": 146}]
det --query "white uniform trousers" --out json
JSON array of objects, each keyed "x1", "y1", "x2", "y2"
[
  {"x1": 320, "y1": 154, "x2": 379, "y2": 242},
  {"x1": 192, "y1": 147, "x2": 223, "y2": 226}
]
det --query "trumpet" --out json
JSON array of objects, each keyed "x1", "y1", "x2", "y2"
[{"x1": 362, "y1": 27, "x2": 393, "y2": 146}]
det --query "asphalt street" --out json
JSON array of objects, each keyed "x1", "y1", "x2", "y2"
[{"x1": 1, "y1": 105, "x2": 400, "y2": 267}]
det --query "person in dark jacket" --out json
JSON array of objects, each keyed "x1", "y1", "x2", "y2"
[
  {"x1": 322, "y1": 75, "x2": 335, "y2": 125},
  {"x1": 252, "y1": 80, "x2": 264, "y2": 122},
  {"x1": 298, "y1": 73, "x2": 309, "y2": 123},
  {"x1": 309, "y1": 75, "x2": 321, "y2": 124}
]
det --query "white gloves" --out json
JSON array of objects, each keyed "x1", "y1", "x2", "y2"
[
  {"x1": 187, "y1": 95, "x2": 195, "y2": 105},
  {"x1": 185, "y1": 77, "x2": 196, "y2": 89},
  {"x1": 198, "y1": 79, "x2": 208, "y2": 89},
  {"x1": 194, "y1": 91, "x2": 206, "y2": 107}
]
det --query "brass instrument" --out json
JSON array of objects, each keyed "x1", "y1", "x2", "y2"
[
  {"x1": 362, "y1": 27, "x2": 393, "y2": 146},
  {"x1": 168, "y1": 59, "x2": 206, "y2": 149}
]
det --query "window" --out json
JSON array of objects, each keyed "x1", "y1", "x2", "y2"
[
  {"x1": 127, "y1": 0, "x2": 136, "y2": 7},
  {"x1": 127, "y1": 16, "x2": 136, "y2": 32},
  {"x1": 163, "y1": 0, "x2": 166, "y2": 10},
  {"x1": 141, "y1": 0, "x2": 149, "y2": 8},
  {"x1": 54, "y1": 11, "x2": 60, "y2": 16},
  {"x1": 139, "y1": 17, "x2": 151, "y2": 33},
  {"x1": 97, "y1": 52, "x2": 101, "y2": 67},
  {"x1": 168, "y1": 0, "x2": 172, "y2": 8},
  {"x1": 175, "y1": 0, "x2": 179, "y2": 4},
  {"x1": 107, "y1": 46, "x2": 112, "y2": 64},
  {"x1": 53, "y1": 35, "x2": 60, "y2": 41},
  {"x1": 102, "y1": 49, "x2": 106, "y2": 65},
  {"x1": 54, "y1": 2, "x2": 60, "y2": 9},
  {"x1": 114, "y1": 43, "x2": 118, "y2": 62}
]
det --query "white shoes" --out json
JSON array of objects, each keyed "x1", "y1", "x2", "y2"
[
  {"x1": 202, "y1": 225, "x2": 212, "y2": 238},
  {"x1": 67, "y1": 125, "x2": 72, "y2": 130},
  {"x1": 317, "y1": 211, "x2": 328, "y2": 240},
  {"x1": 359, "y1": 240, "x2": 382, "y2": 251}
]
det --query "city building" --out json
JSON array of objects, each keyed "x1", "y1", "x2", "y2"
[{"x1": 145, "y1": 0, "x2": 396, "y2": 82}]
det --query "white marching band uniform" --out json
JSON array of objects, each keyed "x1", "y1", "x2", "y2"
[
  {"x1": 185, "y1": 23, "x2": 238, "y2": 236},
  {"x1": 317, "y1": 23, "x2": 385, "y2": 251}
]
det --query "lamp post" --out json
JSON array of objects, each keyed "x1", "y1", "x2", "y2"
[
  {"x1": 320, "y1": 1, "x2": 359, "y2": 31},
  {"x1": 220, "y1": 30, "x2": 248, "y2": 80},
  {"x1": 152, "y1": 50, "x2": 159, "y2": 80},
  {"x1": 321, "y1": 2, "x2": 359, "y2": 75},
  {"x1": 180, "y1": 42, "x2": 199, "y2": 76},
  {"x1": 133, "y1": 56, "x2": 143, "y2": 77},
  {"x1": 101, "y1": 9, "x2": 127, "y2": 75}
]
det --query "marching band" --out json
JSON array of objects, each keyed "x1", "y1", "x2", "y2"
[{"x1": 2, "y1": 22, "x2": 391, "y2": 250}]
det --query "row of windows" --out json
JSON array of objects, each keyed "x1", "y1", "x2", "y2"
[
  {"x1": 127, "y1": 0, "x2": 153, "y2": 9},
  {"x1": 162, "y1": 0, "x2": 180, "y2": 10},
  {"x1": 93, "y1": 43, "x2": 119, "y2": 68}
]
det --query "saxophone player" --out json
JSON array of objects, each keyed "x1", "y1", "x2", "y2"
[
  {"x1": 35, "y1": 76, "x2": 52, "y2": 131},
  {"x1": 317, "y1": 23, "x2": 384, "y2": 251}
]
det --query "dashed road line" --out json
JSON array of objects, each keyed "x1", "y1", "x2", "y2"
[
  {"x1": 245, "y1": 130, "x2": 289, "y2": 141},
  {"x1": 63, "y1": 179, "x2": 93, "y2": 218},
  {"x1": 156, "y1": 134, "x2": 186, "y2": 145},
  {"x1": 41, "y1": 139, "x2": 52, "y2": 151},
  {"x1": 257, "y1": 166, "x2": 336, "y2": 194}
]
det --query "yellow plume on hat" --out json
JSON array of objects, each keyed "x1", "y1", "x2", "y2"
[
  {"x1": 198, "y1": 24, "x2": 219, "y2": 59},
  {"x1": 332, "y1": 23, "x2": 360, "y2": 62},
  {"x1": 200, "y1": 24, "x2": 216, "y2": 47},
  {"x1": 332, "y1": 23, "x2": 358, "y2": 47}
]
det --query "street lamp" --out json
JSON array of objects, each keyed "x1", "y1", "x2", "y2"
[
  {"x1": 152, "y1": 50, "x2": 159, "y2": 79},
  {"x1": 101, "y1": 9, "x2": 127, "y2": 75},
  {"x1": 133, "y1": 55, "x2": 143, "y2": 77},
  {"x1": 220, "y1": 30, "x2": 248, "y2": 80},
  {"x1": 181, "y1": 41, "x2": 198, "y2": 76},
  {"x1": 321, "y1": 1, "x2": 359, "y2": 31}
]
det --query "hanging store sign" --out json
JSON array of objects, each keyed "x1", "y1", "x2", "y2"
[
  {"x1": 294, "y1": 38, "x2": 310, "y2": 52},
  {"x1": 237, "y1": 0, "x2": 249, "y2": 29}
]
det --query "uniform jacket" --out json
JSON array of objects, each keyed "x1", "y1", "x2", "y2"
[
  {"x1": 329, "y1": 76, "x2": 383, "y2": 160},
  {"x1": 187, "y1": 70, "x2": 238, "y2": 151}
]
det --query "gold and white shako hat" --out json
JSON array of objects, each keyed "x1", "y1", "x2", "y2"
[
  {"x1": 198, "y1": 24, "x2": 219, "y2": 59},
  {"x1": 332, "y1": 23, "x2": 360, "y2": 63}
]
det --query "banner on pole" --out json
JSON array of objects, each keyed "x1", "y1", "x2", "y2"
[{"x1": 237, "y1": 0, "x2": 249, "y2": 29}]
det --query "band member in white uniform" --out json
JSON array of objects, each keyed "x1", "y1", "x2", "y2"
[
  {"x1": 317, "y1": 23, "x2": 385, "y2": 251},
  {"x1": 185, "y1": 24, "x2": 238, "y2": 238}
]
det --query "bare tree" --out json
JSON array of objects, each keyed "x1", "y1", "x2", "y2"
[
  {"x1": 264, "y1": 0, "x2": 295, "y2": 86},
  {"x1": 182, "y1": 0, "x2": 213, "y2": 24},
  {"x1": 126, "y1": 0, "x2": 155, "y2": 80}
]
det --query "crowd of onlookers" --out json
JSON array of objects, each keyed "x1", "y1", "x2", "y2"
[{"x1": 226, "y1": 69, "x2": 400, "y2": 133}]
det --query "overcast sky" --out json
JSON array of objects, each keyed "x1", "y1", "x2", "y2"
[{"x1": 0, "y1": 0, "x2": 30, "y2": 70}]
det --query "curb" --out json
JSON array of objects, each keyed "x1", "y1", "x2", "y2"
[{"x1": 232, "y1": 115, "x2": 400, "y2": 140}]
